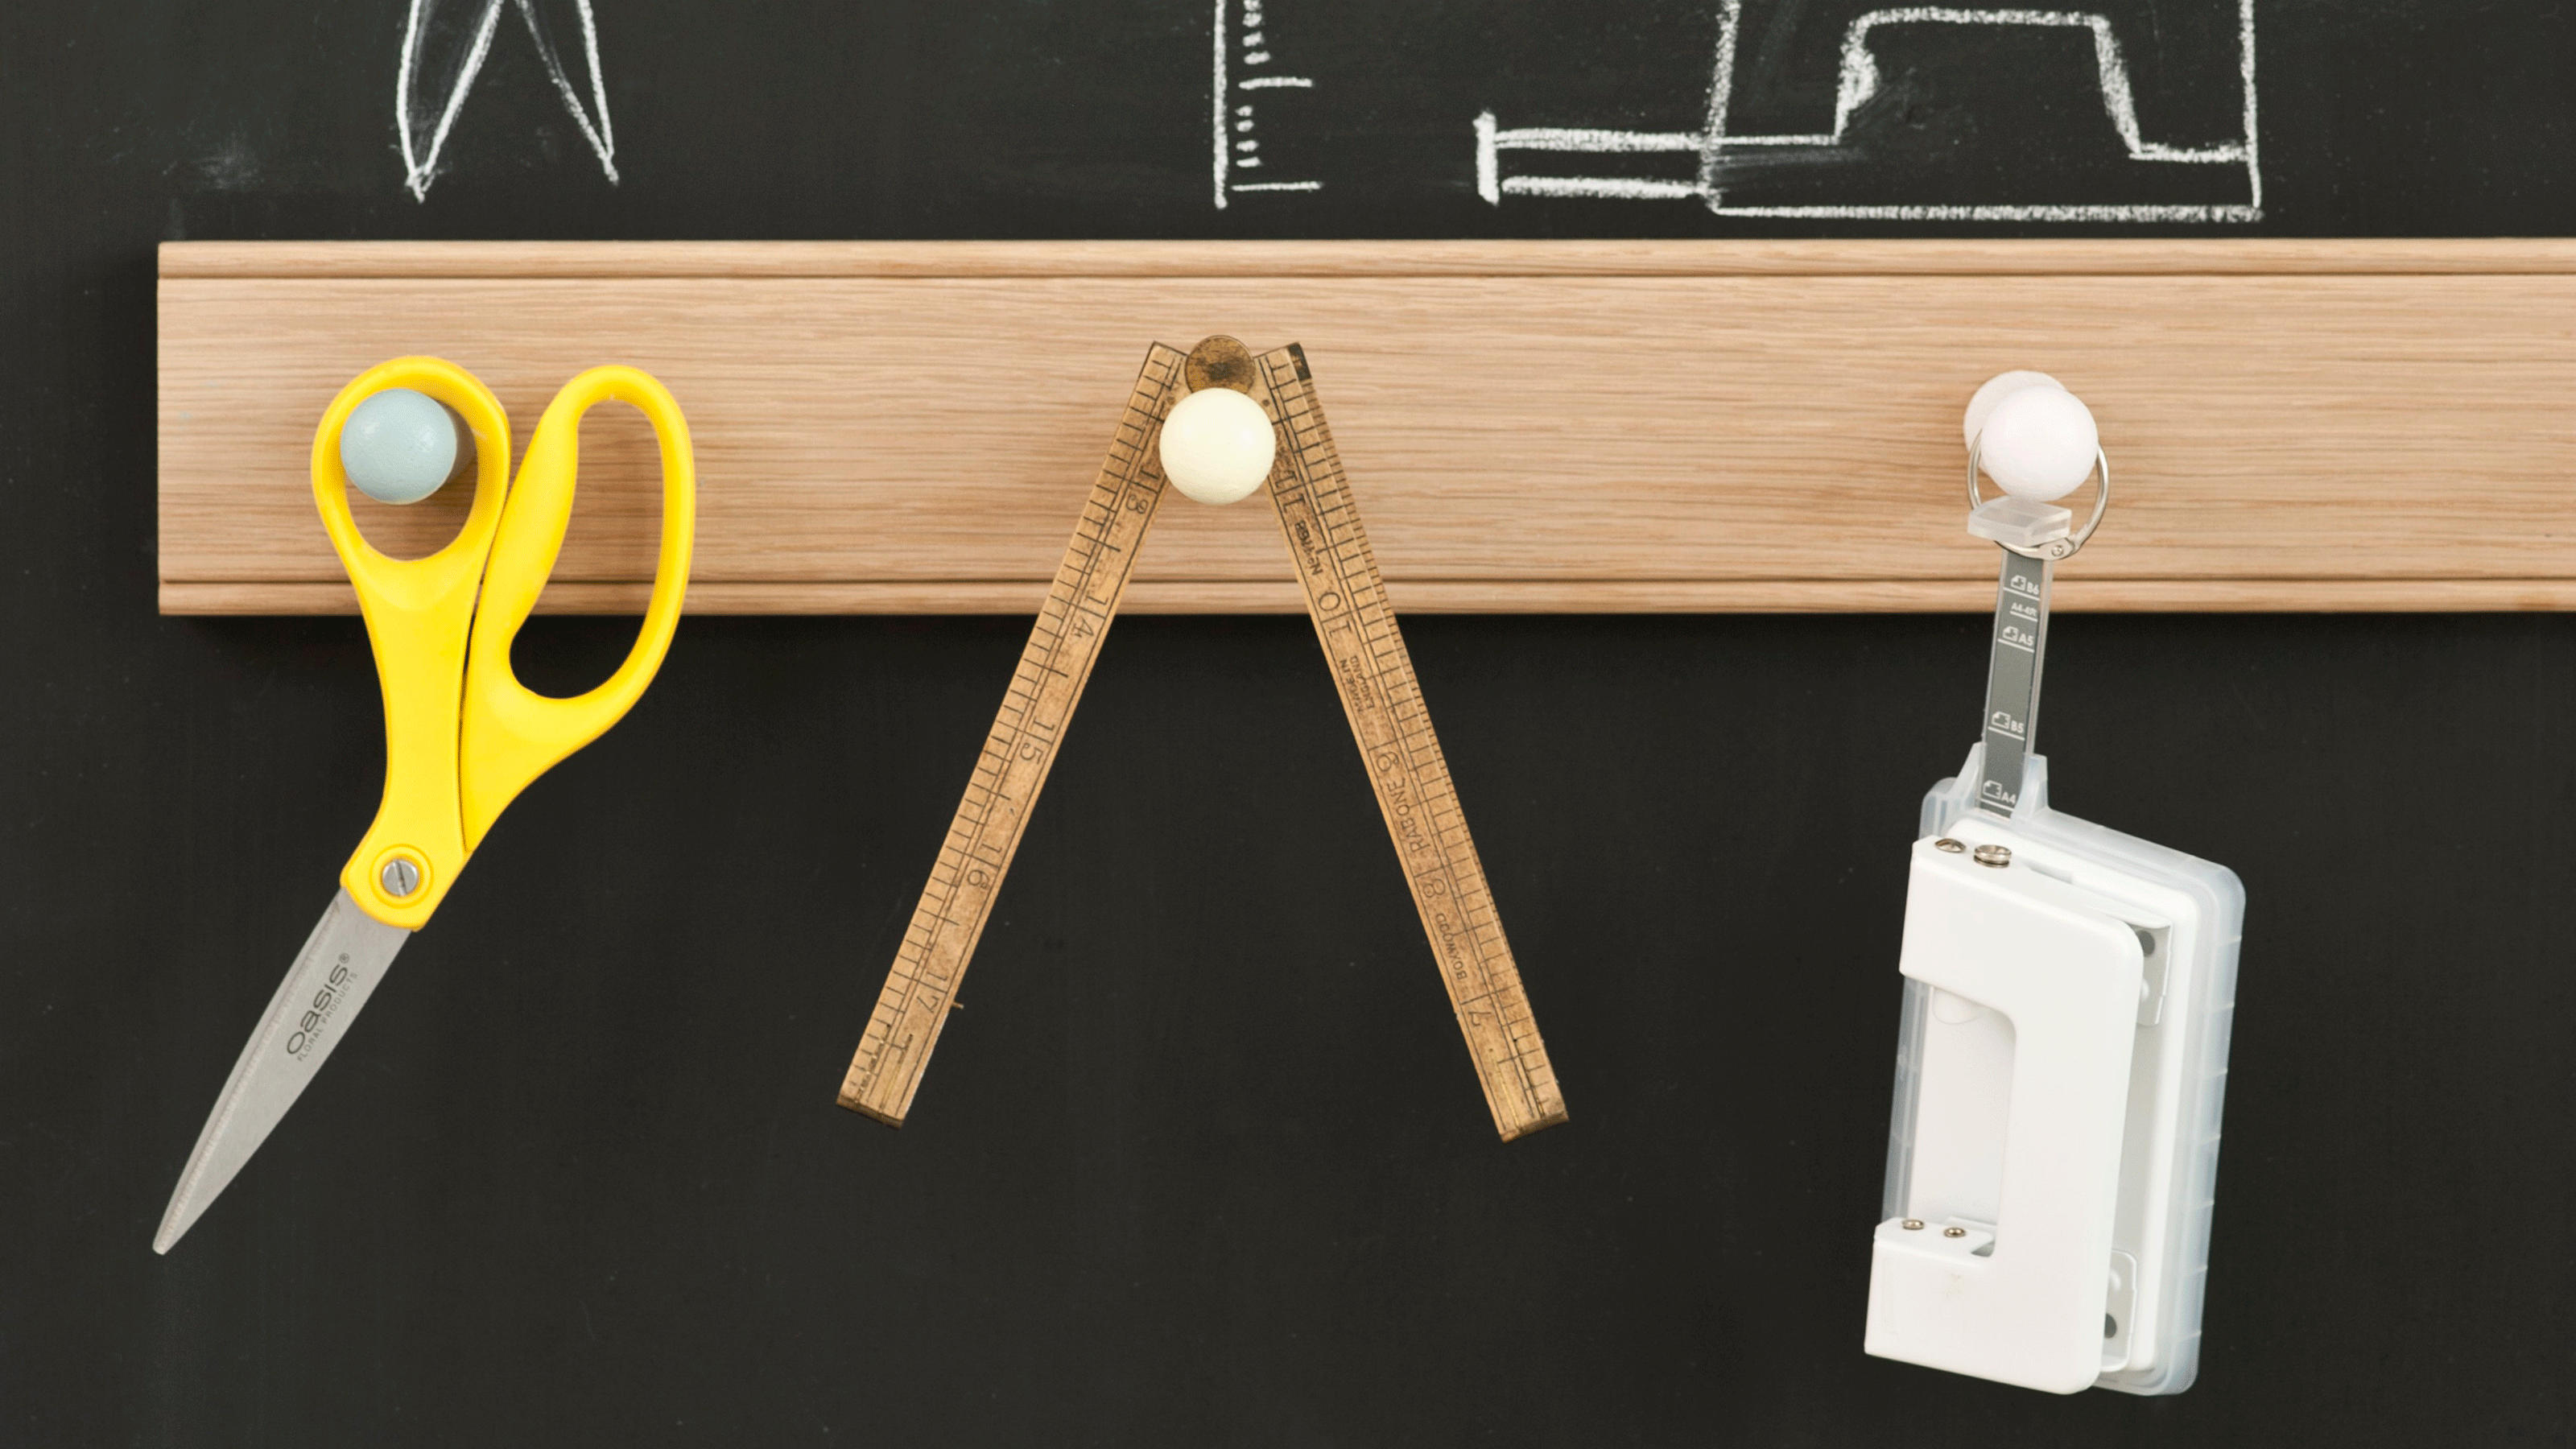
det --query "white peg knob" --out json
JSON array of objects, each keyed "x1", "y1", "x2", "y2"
[
  {"x1": 1158, "y1": 387, "x2": 1277, "y2": 506},
  {"x1": 1964, "y1": 371, "x2": 2098, "y2": 503}
]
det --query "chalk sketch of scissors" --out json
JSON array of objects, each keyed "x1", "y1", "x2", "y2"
[{"x1": 155, "y1": 357, "x2": 695, "y2": 1252}]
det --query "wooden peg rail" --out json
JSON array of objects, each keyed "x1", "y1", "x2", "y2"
[{"x1": 159, "y1": 238, "x2": 2576, "y2": 615}]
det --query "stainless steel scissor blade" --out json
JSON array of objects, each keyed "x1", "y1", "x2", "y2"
[{"x1": 154, "y1": 889, "x2": 411, "y2": 1253}]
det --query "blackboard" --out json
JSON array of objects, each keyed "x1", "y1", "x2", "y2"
[{"x1": 8, "y1": 2, "x2": 2576, "y2": 1443}]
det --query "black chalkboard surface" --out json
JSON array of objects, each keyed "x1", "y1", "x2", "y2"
[{"x1": 6, "y1": 2, "x2": 2576, "y2": 1445}]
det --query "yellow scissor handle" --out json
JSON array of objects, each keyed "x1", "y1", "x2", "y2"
[
  {"x1": 460, "y1": 365, "x2": 696, "y2": 852},
  {"x1": 315, "y1": 357, "x2": 514, "y2": 930}
]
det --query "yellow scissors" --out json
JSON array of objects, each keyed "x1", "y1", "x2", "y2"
[{"x1": 156, "y1": 357, "x2": 696, "y2": 1253}]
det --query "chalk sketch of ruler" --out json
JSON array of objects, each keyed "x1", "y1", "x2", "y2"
[{"x1": 837, "y1": 340, "x2": 1568, "y2": 1141}]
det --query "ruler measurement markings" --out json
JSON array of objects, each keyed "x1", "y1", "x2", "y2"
[
  {"x1": 840, "y1": 346, "x2": 1183, "y2": 1121},
  {"x1": 1394, "y1": 724, "x2": 1525, "y2": 1056},
  {"x1": 1253, "y1": 345, "x2": 1565, "y2": 1141}
]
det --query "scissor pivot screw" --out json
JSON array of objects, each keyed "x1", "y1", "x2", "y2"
[
  {"x1": 1972, "y1": 844, "x2": 2013, "y2": 869},
  {"x1": 380, "y1": 857, "x2": 422, "y2": 898},
  {"x1": 1901, "y1": 1219, "x2": 1925, "y2": 1231},
  {"x1": 1934, "y1": 838, "x2": 1964, "y2": 853}
]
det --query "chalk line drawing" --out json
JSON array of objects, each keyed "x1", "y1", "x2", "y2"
[
  {"x1": 1212, "y1": 0, "x2": 1321, "y2": 208},
  {"x1": 1476, "y1": 2, "x2": 2259, "y2": 221},
  {"x1": 399, "y1": 0, "x2": 618, "y2": 201}
]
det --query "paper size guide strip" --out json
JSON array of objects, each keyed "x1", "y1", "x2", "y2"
[
  {"x1": 1253, "y1": 345, "x2": 1567, "y2": 1141},
  {"x1": 836, "y1": 344, "x2": 1183, "y2": 1125},
  {"x1": 1976, "y1": 549, "x2": 2052, "y2": 818}
]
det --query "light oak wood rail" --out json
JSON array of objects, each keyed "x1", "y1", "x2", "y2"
[{"x1": 159, "y1": 239, "x2": 2576, "y2": 614}]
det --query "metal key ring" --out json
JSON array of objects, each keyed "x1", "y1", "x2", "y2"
[{"x1": 1967, "y1": 442, "x2": 2111, "y2": 562}]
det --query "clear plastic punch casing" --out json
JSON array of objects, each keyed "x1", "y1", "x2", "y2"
[{"x1": 1867, "y1": 748, "x2": 2243, "y2": 1395}]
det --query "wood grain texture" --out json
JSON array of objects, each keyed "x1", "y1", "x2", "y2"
[{"x1": 159, "y1": 241, "x2": 2576, "y2": 615}]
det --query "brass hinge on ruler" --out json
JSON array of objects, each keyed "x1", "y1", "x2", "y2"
[{"x1": 837, "y1": 337, "x2": 1568, "y2": 1142}]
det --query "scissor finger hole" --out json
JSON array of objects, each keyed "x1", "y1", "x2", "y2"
[{"x1": 508, "y1": 398, "x2": 673, "y2": 697}]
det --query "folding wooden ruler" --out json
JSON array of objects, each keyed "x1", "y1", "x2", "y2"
[{"x1": 837, "y1": 337, "x2": 1567, "y2": 1141}]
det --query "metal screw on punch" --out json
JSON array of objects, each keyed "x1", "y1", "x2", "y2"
[{"x1": 1963, "y1": 374, "x2": 2109, "y2": 824}]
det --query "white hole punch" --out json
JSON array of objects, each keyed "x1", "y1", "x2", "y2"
[{"x1": 1864, "y1": 374, "x2": 2244, "y2": 1397}]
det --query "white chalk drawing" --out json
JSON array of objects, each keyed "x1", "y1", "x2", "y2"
[
  {"x1": 1476, "y1": 2, "x2": 2260, "y2": 221},
  {"x1": 1212, "y1": 0, "x2": 1321, "y2": 208},
  {"x1": 399, "y1": 0, "x2": 618, "y2": 201}
]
